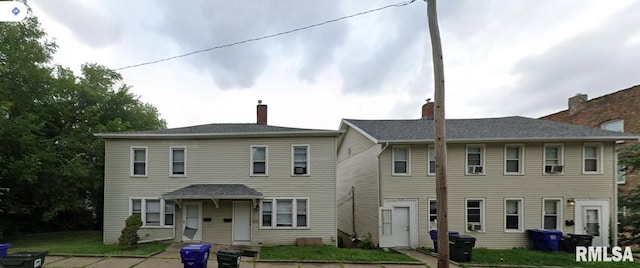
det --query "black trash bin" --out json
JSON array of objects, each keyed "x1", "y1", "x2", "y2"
[
  {"x1": 563, "y1": 234, "x2": 593, "y2": 253},
  {"x1": 449, "y1": 235, "x2": 476, "y2": 262},
  {"x1": 216, "y1": 249, "x2": 242, "y2": 268},
  {"x1": 428, "y1": 229, "x2": 459, "y2": 253},
  {"x1": 0, "y1": 252, "x2": 47, "y2": 268},
  {"x1": 180, "y1": 244, "x2": 211, "y2": 268}
]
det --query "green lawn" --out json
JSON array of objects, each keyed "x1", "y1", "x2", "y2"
[
  {"x1": 3, "y1": 230, "x2": 169, "y2": 256},
  {"x1": 418, "y1": 247, "x2": 638, "y2": 268},
  {"x1": 260, "y1": 245, "x2": 419, "y2": 262}
]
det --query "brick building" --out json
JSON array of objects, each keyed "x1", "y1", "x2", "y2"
[{"x1": 541, "y1": 84, "x2": 640, "y2": 192}]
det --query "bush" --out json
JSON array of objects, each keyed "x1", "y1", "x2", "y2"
[{"x1": 118, "y1": 214, "x2": 142, "y2": 249}]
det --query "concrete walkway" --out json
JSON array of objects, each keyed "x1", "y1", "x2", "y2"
[{"x1": 41, "y1": 244, "x2": 453, "y2": 268}]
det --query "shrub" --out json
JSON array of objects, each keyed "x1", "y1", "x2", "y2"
[{"x1": 118, "y1": 214, "x2": 142, "y2": 249}]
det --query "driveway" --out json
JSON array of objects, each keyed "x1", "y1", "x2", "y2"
[{"x1": 41, "y1": 244, "x2": 455, "y2": 268}]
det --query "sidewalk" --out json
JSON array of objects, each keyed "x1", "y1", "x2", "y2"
[{"x1": 42, "y1": 244, "x2": 448, "y2": 268}]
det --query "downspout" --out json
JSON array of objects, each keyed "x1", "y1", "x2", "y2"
[
  {"x1": 377, "y1": 143, "x2": 390, "y2": 207},
  {"x1": 350, "y1": 186, "x2": 356, "y2": 237},
  {"x1": 613, "y1": 146, "x2": 619, "y2": 246}
]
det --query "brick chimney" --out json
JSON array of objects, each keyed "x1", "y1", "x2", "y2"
[
  {"x1": 568, "y1": 94, "x2": 588, "y2": 114},
  {"x1": 421, "y1": 100, "x2": 434, "y2": 119},
  {"x1": 257, "y1": 100, "x2": 267, "y2": 125}
]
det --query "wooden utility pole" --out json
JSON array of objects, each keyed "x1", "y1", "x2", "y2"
[{"x1": 426, "y1": 0, "x2": 449, "y2": 267}]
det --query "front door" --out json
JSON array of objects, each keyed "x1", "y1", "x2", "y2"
[
  {"x1": 393, "y1": 207, "x2": 410, "y2": 247},
  {"x1": 583, "y1": 206, "x2": 602, "y2": 246},
  {"x1": 233, "y1": 201, "x2": 251, "y2": 244},
  {"x1": 575, "y1": 200, "x2": 609, "y2": 247},
  {"x1": 182, "y1": 202, "x2": 202, "y2": 242}
]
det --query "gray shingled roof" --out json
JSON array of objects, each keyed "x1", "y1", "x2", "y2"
[
  {"x1": 162, "y1": 184, "x2": 263, "y2": 200},
  {"x1": 344, "y1": 116, "x2": 638, "y2": 142},
  {"x1": 95, "y1": 123, "x2": 340, "y2": 138}
]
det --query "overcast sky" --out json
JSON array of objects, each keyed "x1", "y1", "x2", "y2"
[{"x1": 27, "y1": 0, "x2": 640, "y2": 130}]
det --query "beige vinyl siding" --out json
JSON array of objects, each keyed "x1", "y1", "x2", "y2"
[
  {"x1": 336, "y1": 145, "x2": 381, "y2": 242},
  {"x1": 337, "y1": 126, "x2": 377, "y2": 162},
  {"x1": 377, "y1": 142, "x2": 616, "y2": 248},
  {"x1": 103, "y1": 136, "x2": 336, "y2": 245}
]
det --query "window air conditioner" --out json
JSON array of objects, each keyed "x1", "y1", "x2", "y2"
[
  {"x1": 545, "y1": 165, "x2": 563, "y2": 173},
  {"x1": 468, "y1": 165, "x2": 483, "y2": 174}
]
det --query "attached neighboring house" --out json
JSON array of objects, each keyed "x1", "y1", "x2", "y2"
[
  {"x1": 96, "y1": 103, "x2": 341, "y2": 246},
  {"x1": 540, "y1": 84, "x2": 640, "y2": 192},
  {"x1": 336, "y1": 102, "x2": 638, "y2": 249}
]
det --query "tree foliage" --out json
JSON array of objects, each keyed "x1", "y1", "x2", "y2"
[
  {"x1": 0, "y1": 13, "x2": 166, "y2": 237},
  {"x1": 618, "y1": 143, "x2": 640, "y2": 246}
]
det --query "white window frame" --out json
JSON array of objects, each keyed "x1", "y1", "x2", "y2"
[
  {"x1": 291, "y1": 144, "x2": 310, "y2": 176},
  {"x1": 600, "y1": 119, "x2": 624, "y2": 132},
  {"x1": 259, "y1": 197, "x2": 310, "y2": 229},
  {"x1": 131, "y1": 146, "x2": 148, "y2": 177},
  {"x1": 427, "y1": 146, "x2": 436, "y2": 176},
  {"x1": 169, "y1": 146, "x2": 187, "y2": 177},
  {"x1": 617, "y1": 163, "x2": 626, "y2": 184},
  {"x1": 543, "y1": 144, "x2": 564, "y2": 175},
  {"x1": 504, "y1": 198, "x2": 524, "y2": 232},
  {"x1": 250, "y1": 145, "x2": 268, "y2": 176},
  {"x1": 428, "y1": 198, "x2": 437, "y2": 230},
  {"x1": 582, "y1": 143, "x2": 603, "y2": 174},
  {"x1": 504, "y1": 144, "x2": 524, "y2": 175},
  {"x1": 542, "y1": 198, "x2": 562, "y2": 230},
  {"x1": 465, "y1": 145, "x2": 485, "y2": 175},
  {"x1": 465, "y1": 198, "x2": 485, "y2": 232},
  {"x1": 392, "y1": 146, "x2": 411, "y2": 176},
  {"x1": 129, "y1": 198, "x2": 175, "y2": 228}
]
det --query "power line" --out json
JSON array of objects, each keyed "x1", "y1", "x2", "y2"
[{"x1": 114, "y1": 0, "x2": 417, "y2": 71}]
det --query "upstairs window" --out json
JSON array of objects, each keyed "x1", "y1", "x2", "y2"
[
  {"x1": 617, "y1": 164, "x2": 626, "y2": 184},
  {"x1": 428, "y1": 146, "x2": 436, "y2": 175},
  {"x1": 170, "y1": 147, "x2": 186, "y2": 176},
  {"x1": 583, "y1": 143, "x2": 602, "y2": 173},
  {"x1": 251, "y1": 146, "x2": 268, "y2": 176},
  {"x1": 292, "y1": 145, "x2": 309, "y2": 175},
  {"x1": 505, "y1": 145, "x2": 524, "y2": 174},
  {"x1": 543, "y1": 144, "x2": 564, "y2": 174},
  {"x1": 466, "y1": 145, "x2": 485, "y2": 175},
  {"x1": 392, "y1": 146, "x2": 410, "y2": 175},
  {"x1": 131, "y1": 147, "x2": 148, "y2": 176},
  {"x1": 600, "y1": 119, "x2": 624, "y2": 132}
]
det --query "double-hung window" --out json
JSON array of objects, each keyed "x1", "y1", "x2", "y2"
[
  {"x1": 251, "y1": 146, "x2": 268, "y2": 176},
  {"x1": 428, "y1": 146, "x2": 436, "y2": 175},
  {"x1": 170, "y1": 147, "x2": 186, "y2": 176},
  {"x1": 261, "y1": 198, "x2": 308, "y2": 228},
  {"x1": 429, "y1": 199, "x2": 437, "y2": 229},
  {"x1": 583, "y1": 143, "x2": 602, "y2": 173},
  {"x1": 543, "y1": 144, "x2": 564, "y2": 174},
  {"x1": 543, "y1": 199, "x2": 561, "y2": 230},
  {"x1": 504, "y1": 198, "x2": 523, "y2": 232},
  {"x1": 617, "y1": 163, "x2": 626, "y2": 184},
  {"x1": 504, "y1": 145, "x2": 524, "y2": 174},
  {"x1": 466, "y1": 198, "x2": 484, "y2": 231},
  {"x1": 131, "y1": 147, "x2": 148, "y2": 176},
  {"x1": 466, "y1": 145, "x2": 485, "y2": 175},
  {"x1": 130, "y1": 198, "x2": 174, "y2": 227},
  {"x1": 292, "y1": 145, "x2": 309, "y2": 175},
  {"x1": 392, "y1": 146, "x2": 410, "y2": 175}
]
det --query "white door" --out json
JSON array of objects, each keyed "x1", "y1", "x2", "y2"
[
  {"x1": 182, "y1": 202, "x2": 202, "y2": 241},
  {"x1": 393, "y1": 207, "x2": 410, "y2": 247},
  {"x1": 574, "y1": 200, "x2": 609, "y2": 247},
  {"x1": 583, "y1": 206, "x2": 603, "y2": 246},
  {"x1": 233, "y1": 201, "x2": 251, "y2": 243}
]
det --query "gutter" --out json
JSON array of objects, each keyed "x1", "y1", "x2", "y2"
[{"x1": 377, "y1": 142, "x2": 390, "y2": 207}]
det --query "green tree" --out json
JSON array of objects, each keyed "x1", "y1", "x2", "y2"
[
  {"x1": 0, "y1": 11, "x2": 166, "y2": 236},
  {"x1": 618, "y1": 143, "x2": 640, "y2": 246}
]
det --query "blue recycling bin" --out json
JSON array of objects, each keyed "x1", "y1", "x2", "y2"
[
  {"x1": 180, "y1": 244, "x2": 211, "y2": 268},
  {"x1": 527, "y1": 229, "x2": 563, "y2": 252},
  {"x1": 429, "y1": 229, "x2": 459, "y2": 253},
  {"x1": 0, "y1": 244, "x2": 12, "y2": 258}
]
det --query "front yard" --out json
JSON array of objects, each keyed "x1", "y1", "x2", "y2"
[
  {"x1": 260, "y1": 245, "x2": 419, "y2": 262},
  {"x1": 4, "y1": 231, "x2": 169, "y2": 256}
]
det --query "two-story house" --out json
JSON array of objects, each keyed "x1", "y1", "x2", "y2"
[
  {"x1": 336, "y1": 102, "x2": 638, "y2": 249},
  {"x1": 96, "y1": 103, "x2": 341, "y2": 246}
]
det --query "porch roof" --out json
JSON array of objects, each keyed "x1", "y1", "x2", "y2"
[{"x1": 162, "y1": 184, "x2": 263, "y2": 200}]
